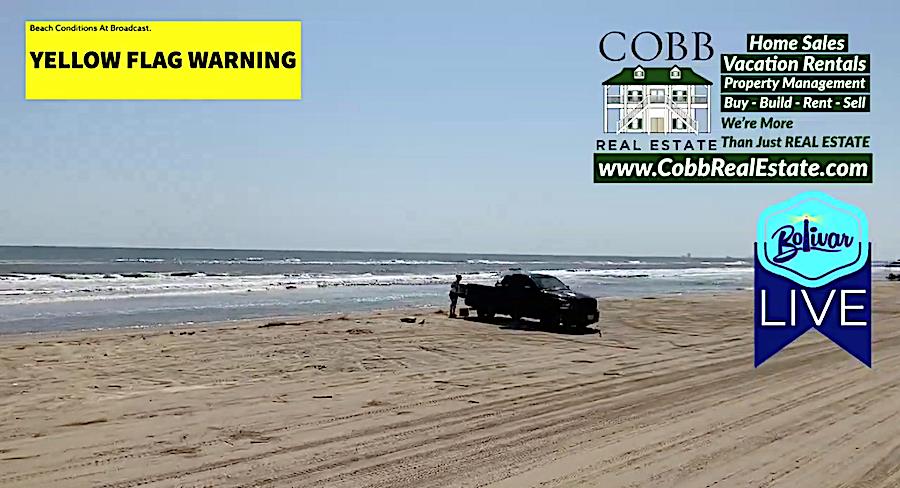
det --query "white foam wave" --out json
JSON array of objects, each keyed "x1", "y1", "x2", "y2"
[
  {"x1": 193, "y1": 258, "x2": 460, "y2": 266},
  {"x1": 532, "y1": 267, "x2": 753, "y2": 280},
  {"x1": 0, "y1": 271, "x2": 500, "y2": 305}
]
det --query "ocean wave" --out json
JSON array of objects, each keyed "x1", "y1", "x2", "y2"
[
  {"x1": 701, "y1": 260, "x2": 748, "y2": 266},
  {"x1": 0, "y1": 266, "x2": 754, "y2": 306},
  {"x1": 189, "y1": 258, "x2": 462, "y2": 266},
  {"x1": 574, "y1": 260, "x2": 647, "y2": 265},
  {"x1": 464, "y1": 259, "x2": 547, "y2": 265},
  {"x1": 533, "y1": 267, "x2": 753, "y2": 280},
  {"x1": 105, "y1": 257, "x2": 560, "y2": 266},
  {"x1": 0, "y1": 271, "x2": 501, "y2": 305}
]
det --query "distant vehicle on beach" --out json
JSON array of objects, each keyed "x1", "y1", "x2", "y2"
[
  {"x1": 888, "y1": 260, "x2": 900, "y2": 281},
  {"x1": 462, "y1": 271, "x2": 599, "y2": 328}
]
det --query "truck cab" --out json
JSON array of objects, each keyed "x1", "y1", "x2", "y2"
[{"x1": 463, "y1": 272, "x2": 599, "y2": 328}]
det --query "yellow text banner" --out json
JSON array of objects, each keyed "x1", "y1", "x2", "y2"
[{"x1": 25, "y1": 21, "x2": 301, "y2": 100}]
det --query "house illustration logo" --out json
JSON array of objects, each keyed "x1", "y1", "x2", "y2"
[
  {"x1": 754, "y1": 192, "x2": 872, "y2": 367},
  {"x1": 602, "y1": 65, "x2": 712, "y2": 134}
]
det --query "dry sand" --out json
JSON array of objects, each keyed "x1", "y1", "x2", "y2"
[{"x1": 2, "y1": 284, "x2": 900, "y2": 487}]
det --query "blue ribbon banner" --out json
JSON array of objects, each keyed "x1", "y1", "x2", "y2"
[{"x1": 754, "y1": 247, "x2": 871, "y2": 367}]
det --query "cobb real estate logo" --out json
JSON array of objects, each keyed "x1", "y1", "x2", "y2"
[
  {"x1": 597, "y1": 31, "x2": 715, "y2": 135},
  {"x1": 754, "y1": 192, "x2": 871, "y2": 367},
  {"x1": 593, "y1": 32, "x2": 873, "y2": 184}
]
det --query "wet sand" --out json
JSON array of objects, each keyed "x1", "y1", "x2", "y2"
[{"x1": 2, "y1": 284, "x2": 899, "y2": 487}]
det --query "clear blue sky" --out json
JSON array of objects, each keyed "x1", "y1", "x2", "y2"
[{"x1": 1, "y1": 0, "x2": 896, "y2": 258}]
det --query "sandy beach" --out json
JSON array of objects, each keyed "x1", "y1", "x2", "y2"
[{"x1": 1, "y1": 284, "x2": 899, "y2": 487}]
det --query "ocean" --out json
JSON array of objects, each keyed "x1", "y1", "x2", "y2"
[{"x1": 0, "y1": 246, "x2": 891, "y2": 334}]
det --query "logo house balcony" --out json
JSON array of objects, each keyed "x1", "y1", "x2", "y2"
[{"x1": 603, "y1": 65, "x2": 712, "y2": 134}]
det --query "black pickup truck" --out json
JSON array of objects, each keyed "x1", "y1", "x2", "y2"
[{"x1": 463, "y1": 272, "x2": 599, "y2": 328}]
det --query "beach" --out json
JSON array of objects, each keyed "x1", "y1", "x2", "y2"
[{"x1": 2, "y1": 283, "x2": 899, "y2": 487}]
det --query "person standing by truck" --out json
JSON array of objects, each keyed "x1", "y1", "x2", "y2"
[{"x1": 449, "y1": 274, "x2": 462, "y2": 318}]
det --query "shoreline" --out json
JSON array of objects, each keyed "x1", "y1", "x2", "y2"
[
  {"x1": 0, "y1": 249, "x2": 758, "y2": 334},
  {"x1": 0, "y1": 287, "x2": 750, "y2": 339}
]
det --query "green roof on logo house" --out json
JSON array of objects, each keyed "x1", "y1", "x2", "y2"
[{"x1": 603, "y1": 65, "x2": 712, "y2": 85}]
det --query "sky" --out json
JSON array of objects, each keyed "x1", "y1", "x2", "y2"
[{"x1": 1, "y1": 0, "x2": 897, "y2": 258}]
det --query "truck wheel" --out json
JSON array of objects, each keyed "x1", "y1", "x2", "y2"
[{"x1": 541, "y1": 314, "x2": 560, "y2": 327}]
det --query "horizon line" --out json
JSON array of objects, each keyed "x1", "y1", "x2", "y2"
[{"x1": 0, "y1": 243, "x2": 751, "y2": 260}]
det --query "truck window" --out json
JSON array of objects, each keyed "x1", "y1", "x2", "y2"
[
  {"x1": 501, "y1": 275, "x2": 535, "y2": 289},
  {"x1": 532, "y1": 275, "x2": 567, "y2": 290}
]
